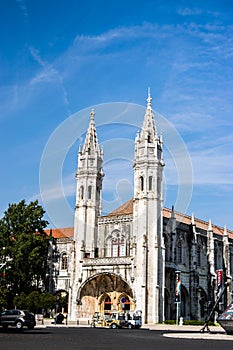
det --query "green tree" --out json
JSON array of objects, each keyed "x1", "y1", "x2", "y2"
[
  {"x1": 14, "y1": 291, "x2": 55, "y2": 314},
  {"x1": 13, "y1": 292, "x2": 28, "y2": 310},
  {"x1": 0, "y1": 286, "x2": 9, "y2": 310},
  {"x1": 25, "y1": 291, "x2": 41, "y2": 313},
  {"x1": 40, "y1": 292, "x2": 56, "y2": 312},
  {"x1": 0, "y1": 200, "x2": 50, "y2": 305}
]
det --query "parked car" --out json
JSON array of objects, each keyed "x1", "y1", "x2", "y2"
[{"x1": 0, "y1": 309, "x2": 36, "y2": 330}]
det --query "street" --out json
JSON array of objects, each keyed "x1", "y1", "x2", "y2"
[{"x1": 0, "y1": 327, "x2": 232, "y2": 350}]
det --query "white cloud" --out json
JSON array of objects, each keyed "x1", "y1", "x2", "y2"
[
  {"x1": 72, "y1": 22, "x2": 176, "y2": 55},
  {"x1": 39, "y1": 173, "x2": 75, "y2": 203},
  {"x1": 15, "y1": 0, "x2": 29, "y2": 18},
  {"x1": 27, "y1": 46, "x2": 71, "y2": 114},
  {"x1": 192, "y1": 152, "x2": 233, "y2": 185},
  {"x1": 29, "y1": 47, "x2": 59, "y2": 84},
  {"x1": 177, "y1": 8, "x2": 202, "y2": 16}
]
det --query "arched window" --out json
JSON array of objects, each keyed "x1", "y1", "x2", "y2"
[
  {"x1": 88, "y1": 185, "x2": 92, "y2": 199},
  {"x1": 230, "y1": 253, "x2": 233, "y2": 276},
  {"x1": 140, "y1": 176, "x2": 144, "y2": 191},
  {"x1": 149, "y1": 176, "x2": 153, "y2": 191},
  {"x1": 112, "y1": 236, "x2": 126, "y2": 257},
  {"x1": 104, "y1": 295, "x2": 112, "y2": 310},
  {"x1": 61, "y1": 253, "x2": 68, "y2": 270},
  {"x1": 197, "y1": 246, "x2": 201, "y2": 267},
  {"x1": 164, "y1": 235, "x2": 170, "y2": 262},
  {"x1": 96, "y1": 186, "x2": 100, "y2": 201},
  {"x1": 79, "y1": 186, "x2": 84, "y2": 200},
  {"x1": 121, "y1": 296, "x2": 130, "y2": 311},
  {"x1": 214, "y1": 243, "x2": 222, "y2": 270},
  {"x1": 177, "y1": 241, "x2": 182, "y2": 264}
]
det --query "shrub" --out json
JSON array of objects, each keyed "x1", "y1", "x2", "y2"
[
  {"x1": 163, "y1": 319, "x2": 216, "y2": 326},
  {"x1": 163, "y1": 320, "x2": 176, "y2": 325}
]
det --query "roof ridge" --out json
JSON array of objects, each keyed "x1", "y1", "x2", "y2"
[{"x1": 45, "y1": 203, "x2": 233, "y2": 239}]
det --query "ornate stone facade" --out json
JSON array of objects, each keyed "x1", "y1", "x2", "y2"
[{"x1": 48, "y1": 93, "x2": 233, "y2": 324}]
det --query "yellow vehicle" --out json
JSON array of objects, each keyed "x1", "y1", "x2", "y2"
[
  {"x1": 90, "y1": 310, "x2": 142, "y2": 329},
  {"x1": 90, "y1": 312, "x2": 108, "y2": 328},
  {"x1": 90, "y1": 311, "x2": 125, "y2": 329}
]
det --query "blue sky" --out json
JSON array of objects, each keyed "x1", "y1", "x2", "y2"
[{"x1": 1, "y1": 0, "x2": 233, "y2": 229}]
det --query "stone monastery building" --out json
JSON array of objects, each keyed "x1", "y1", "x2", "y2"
[{"x1": 47, "y1": 92, "x2": 233, "y2": 324}]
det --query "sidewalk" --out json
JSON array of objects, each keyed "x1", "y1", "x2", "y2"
[
  {"x1": 141, "y1": 323, "x2": 225, "y2": 332},
  {"x1": 142, "y1": 323, "x2": 233, "y2": 341}
]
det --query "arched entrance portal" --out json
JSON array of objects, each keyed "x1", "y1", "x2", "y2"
[{"x1": 76, "y1": 272, "x2": 134, "y2": 318}]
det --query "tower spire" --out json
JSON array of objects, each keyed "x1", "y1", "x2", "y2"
[
  {"x1": 90, "y1": 108, "x2": 95, "y2": 123},
  {"x1": 82, "y1": 108, "x2": 99, "y2": 155},
  {"x1": 147, "y1": 87, "x2": 152, "y2": 110},
  {"x1": 139, "y1": 88, "x2": 157, "y2": 142},
  {"x1": 133, "y1": 89, "x2": 164, "y2": 323}
]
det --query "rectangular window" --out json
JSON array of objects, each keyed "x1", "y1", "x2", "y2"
[
  {"x1": 197, "y1": 247, "x2": 201, "y2": 267},
  {"x1": 112, "y1": 244, "x2": 118, "y2": 257},
  {"x1": 119, "y1": 244, "x2": 126, "y2": 256},
  {"x1": 177, "y1": 242, "x2": 182, "y2": 264}
]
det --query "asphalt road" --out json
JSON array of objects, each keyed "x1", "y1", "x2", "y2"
[{"x1": 0, "y1": 327, "x2": 232, "y2": 350}]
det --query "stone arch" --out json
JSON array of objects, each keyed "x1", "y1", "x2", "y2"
[
  {"x1": 76, "y1": 272, "x2": 134, "y2": 318},
  {"x1": 164, "y1": 232, "x2": 171, "y2": 262},
  {"x1": 164, "y1": 287, "x2": 171, "y2": 320},
  {"x1": 180, "y1": 284, "x2": 189, "y2": 320},
  {"x1": 79, "y1": 185, "x2": 84, "y2": 200},
  {"x1": 98, "y1": 293, "x2": 112, "y2": 312},
  {"x1": 198, "y1": 287, "x2": 208, "y2": 320},
  {"x1": 61, "y1": 252, "x2": 68, "y2": 270},
  {"x1": 118, "y1": 292, "x2": 131, "y2": 311}
]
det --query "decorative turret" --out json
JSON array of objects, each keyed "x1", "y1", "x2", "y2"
[
  {"x1": 191, "y1": 213, "x2": 195, "y2": 226},
  {"x1": 134, "y1": 88, "x2": 164, "y2": 199},
  {"x1": 223, "y1": 226, "x2": 230, "y2": 277},
  {"x1": 82, "y1": 109, "x2": 100, "y2": 155},
  {"x1": 207, "y1": 219, "x2": 215, "y2": 278},
  {"x1": 223, "y1": 225, "x2": 232, "y2": 304},
  {"x1": 133, "y1": 89, "x2": 165, "y2": 324},
  {"x1": 139, "y1": 88, "x2": 158, "y2": 143},
  {"x1": 69, "y1": 109, "x2": 104, "y2": 321},
  {"x1": 74, "y1": 109, "x2": 104, "y2": 256}
]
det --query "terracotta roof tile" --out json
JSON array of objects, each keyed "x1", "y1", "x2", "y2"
[
  {"x1": 106, "y1": 200, "x2": 233, "y2": 239},
  {"x1": 107, "y1": 198, "x2": 133, "y2": 216},
  {"x1": 45, "y1": 201, "x2": 233, "y2": 240},
  {"x1": 45, "y1": 227, "x2": 74, "y2": 239},
  {"x1": 163, "y1": 207, "x2": 233, "y2": 239}
]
